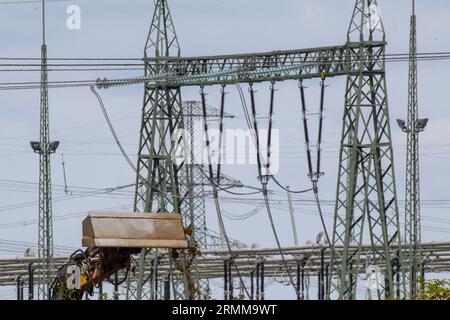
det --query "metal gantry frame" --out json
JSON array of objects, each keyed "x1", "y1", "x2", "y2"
[
  {"x1": 100, "y1": 0, "x2": 404, "y2": 300},
  {"x1": 3, "y1": 242, "x2": 450, "y2": 299}
]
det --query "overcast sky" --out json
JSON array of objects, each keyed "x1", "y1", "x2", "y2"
[{"x1": 0, "y1": 0, "x2": 449, "y2": 299}]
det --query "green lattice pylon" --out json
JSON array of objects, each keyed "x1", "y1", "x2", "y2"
[{"x1": 329, "y1": 0, "x2": 404, "y2": 300}]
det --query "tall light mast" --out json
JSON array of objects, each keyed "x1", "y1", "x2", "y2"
[
  {"x1": 30, "y1": 0, "x2": 59, "y2": 300},
  {"x1": 397, "y1": 0, "x2": 428, "y2": 299}
]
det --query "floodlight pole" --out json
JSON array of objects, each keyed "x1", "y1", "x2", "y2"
[
  {"x1": 403, "y1": 0, "x2": 425, "y2": 299},
  {"x1": 33, "y1": 0, "x2": 56, "y2": 300}
]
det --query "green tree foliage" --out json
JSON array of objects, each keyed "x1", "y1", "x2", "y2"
[{"x1": 418, "y1": 279, "x2": 450, "y2": 300}]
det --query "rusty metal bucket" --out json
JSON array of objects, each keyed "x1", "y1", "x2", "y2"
[{"x1": 82, "y1": 212, "x2": 188, "y2": 249}]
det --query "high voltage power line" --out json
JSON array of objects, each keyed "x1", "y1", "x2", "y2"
[
  {"x1": 206, "y1": 196, "x2": 450, "y2": 230},
  {"x1": 0, "y1": 183, "x2": 134, "y2": 214},
  {"x1": 2, "y1": 50, "x2": 450, "y2": 62},
  {"x1": 1, "y1": 51, "x2": 450, "y2": 90},
  {"x1": 1, "y1": 0, "x2": 449, "y2": 301},
  {"x1": 0, "y1": 203, "x2": 132, "y2": 230},
  {"x1": 0, "y1": 0, "x2": 70, "y2": 5}
]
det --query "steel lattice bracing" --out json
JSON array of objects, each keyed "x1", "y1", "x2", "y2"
[
  {"x1": 36, "y1": 0, "x2": 54, "y2": 300},
  {"x1": 102, "y1": 0, "x2": 404, "y2": 300},
  {"x1": 125, "y1": 0, "x2": 195, "y2": 300},
  {"x1": 100, "y1": 43, "x2": 386, "y2": 89},
  {"x1": 143, "y1": 44, "x2": 382, "y2": 87},
  {"x1": 182, "y1": 101, "x2": 234, "y2": 299},
  {"x1": 183, "y1": 102, "x2": 208, "y2": 252},
  {"x1": 181, "y1": 102, "x2": 209, "y2": 299},
  {"x1": 183, "y1": 101, "x2": 234, "y2": 252},
  {"x1": 2, "y1": 242, "x2": 450, "y2": 289},
  {"x1": 329, "y1": 0, "x2": 402, "y2": 300},
  {"x1": 404, "y1": 0, "x2": 423, "y2": 299}
]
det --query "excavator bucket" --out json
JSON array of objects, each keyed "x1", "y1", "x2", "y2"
[{"x1": 82, "y1": 212, "x2": 188, "y2": 249}]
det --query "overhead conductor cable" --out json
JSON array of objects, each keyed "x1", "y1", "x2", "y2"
[
  {"x1": 244, "y1": 83, "x2": 300, "y2": 299},
  {"x1": 298, "y1": 75, "x2": 341, "y2": 299},
  {"x1": 200, "y1": 86, "x2": 251, "y2": 299}
]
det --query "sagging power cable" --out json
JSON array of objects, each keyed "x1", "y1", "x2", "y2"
[
  {"x1": 91, "y1": 85, "x2": 210, "y2": 201},
  {"x1": 91, "y1": 85, "x2": 138, "y2": 174},
  {"x1": 297, "y1": 75, "x2": 342, "y2": 282},
  {"x1": 198, "y1": 168, "x2": 263, "y2": 196},
  {"x1": 94, "y1": 84, "x2": 194, "y2": 298},
  {"x1": 236, "y1": 83, "x2": 311, "y2": 194},
  {"x1": 265, "y1": 84, "x2": 312, "y2": 193},
  {"x1": 266, "y1": 83, "x2": 275, "y2": 176},
  {"x1": 270, "y1": 177, "x2": 313, "y2": 194},
  {"x1": 195, "y1": 85, "x2": 263, "y2": 197},
  {"x1": 200, "y1": 85, "x2": 251, "y2": 299},
  {"x1": 298, "y1": 76, "x2": 330, "y2": 241},
  {"x1": 237, "y1": 82, "x2": 300, "y2": 299}
]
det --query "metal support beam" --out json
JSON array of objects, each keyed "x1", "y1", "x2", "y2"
[
  {"x1": 16, "y1": 276, "x2": 24, "y2": 300},
  {"x1": 28, "y1": 263, "x2": 34, "y2": 300}
]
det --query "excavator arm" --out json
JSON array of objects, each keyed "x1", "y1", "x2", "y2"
[{"x1": 50, "y1": 212, "x2": 189, "y2": 300}]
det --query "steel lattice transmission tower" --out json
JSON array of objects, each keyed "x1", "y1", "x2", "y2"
[
  {"x1": 400, "y1": 0, "x2": 427, "y2": 299},
  {"x1": 329, "y1": 0, "x2": 403, "y2": 300},
  {"x1": 183, "y1": 102, "x2": 208, "y2": 260},
  {"x1": 182, "y1": 101, "x2": 234, "y2": 298},
  {"x1": 183, "y1": 101, "x2": 234, "y2": 252},
  {"x1": 126, "y1": 0, "x2": 195, "y2": 300},
  {"x1": 30, "y1": 0, "x2": 59, "y2": 300}
]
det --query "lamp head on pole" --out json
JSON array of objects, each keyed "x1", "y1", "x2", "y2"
[
  {"x1": 396, "y1": 119, "x2": 408, "y2": 133},
  {"x1": 415, "y1": 118, "x2": 429, "y2": 132}
]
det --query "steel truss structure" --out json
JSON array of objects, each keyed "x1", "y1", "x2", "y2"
[
  {"x1": 2, "y1": 242, "x2": 450, "y2": 300},
  {"x1": 124, "y1": 0, "x2": 192, "y2": 301},
  {"x1": 182, "y1": 101, "x2": 234, "y2": 252},
  {"x1": 329, "y1": 0, "x2": 402, "y2": 300},
  {"x1": 182, "y1": 101, "x2": 235, "y2": 298},
  {"x1": 119, "y1": 0, "x2": 404, "y2": 300}
]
